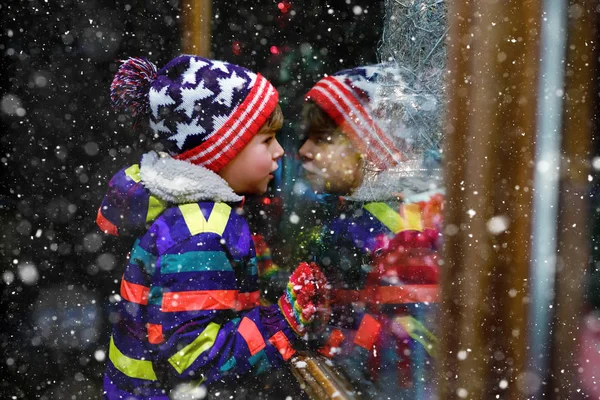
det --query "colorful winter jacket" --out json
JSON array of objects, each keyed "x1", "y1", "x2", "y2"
[
  {"x1": 97, "y1": 152, "x2": 297, "y2": 399},
  {"x1": 304, "y1": 194, "x2": 442, "y2": 395}
]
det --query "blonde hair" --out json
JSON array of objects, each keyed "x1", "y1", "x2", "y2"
[
  {"x1": 259, "y1": 103, "x2": 283, "y2": 134},
  {"x1": 302, "y1": 101, "x2": 359, "y2": 153},
  {"x1": 302, "y1": 100, "x2": 338, "y2": 135}
]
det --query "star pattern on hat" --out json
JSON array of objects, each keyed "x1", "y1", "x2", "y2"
[
  {"x1": 213, "y1": 72, "x2": 247, "y2": 107},
  {"x1": 150, "y1": 119, "x2": 171, "y2": 134},
  {"x1": 210, "y1": 114, "x2": 230, "y2": 134},
  {"x1": 210, "y1": 60, "x2": 230, "y2": 73},
  {"x1": 243, "y1": 71, "x2": 258, "y2": 86},
  {"x1": 182, "y1": 58, "x2": 208, "y2": 84},
  {"x1": 361, "y1": 65, "x2": 381, "y2": 79},
  {"x1": 149, "y1": 86, "x2": 176, "y2": 117},
  {"x1": 169, "y1": 117, "x2": 206, "y2": 148},
  {"x1": 346, "y1": 76, "x2": 379, "y2": 101},
  {"x1": 145, "y1": 55, "x2": 277, "y2": 165},
  {"x1": 177, "y1": 81, "x2": 215, "y2": 118}
]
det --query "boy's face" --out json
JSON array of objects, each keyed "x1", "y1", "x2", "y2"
[
  {"x1": 299, "y1": 129, "x2": 363, "y2": 195},
  {"x1": 218, "y1": 129, "x2": 284, "y2": 195}
]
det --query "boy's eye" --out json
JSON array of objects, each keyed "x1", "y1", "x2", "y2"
[
  {"x1": 263, "y1": 136, "x2": 274, "y2": 143},
  {"x1": 315, "y1": 135, "x2": 331, "y2": 144}
]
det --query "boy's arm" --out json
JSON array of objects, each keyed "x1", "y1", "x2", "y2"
[{"x1": 149, "y1": 205, "x2": 299, "y2": 384}]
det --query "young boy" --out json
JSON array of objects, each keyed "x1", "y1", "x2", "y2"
[
  {"x1": 298, "y1": 63, "x2": 442, "y2": 396},
  {"x1": 97, "y1": 55, "x2": 329, "y2": 399}
]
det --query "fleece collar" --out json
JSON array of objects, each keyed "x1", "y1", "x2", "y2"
[{"x1": 139, "y1": 151, "x2": 243, "y2": 204}]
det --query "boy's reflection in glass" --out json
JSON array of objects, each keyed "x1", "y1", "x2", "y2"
[
  {"x1": 297, "y1": 63, "x2": 442, "y2": 398},
  {"x1": 299, "y1": 102, "x2": 363, "y2": 195}
]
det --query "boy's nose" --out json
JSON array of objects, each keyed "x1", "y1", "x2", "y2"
[
  {"x1": 299, "y1": 139, "x2": 314, "y2": 161},
  {"x1": 272, "y1": 138, "x2": 284, "y2": 161}
]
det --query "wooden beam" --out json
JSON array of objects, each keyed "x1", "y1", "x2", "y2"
[
  {"x1": 181, "y1": 0, "x2": 212, "y2": 57},
  {"x1": 289, "y1": 352, "x2": 360, "y2": 400},
  {"x1": 549, "y1": 1, "x2": 596, "y2": 396},
  {"x1": 440, "y1": 1, "x2": 541, "y2": 398}
]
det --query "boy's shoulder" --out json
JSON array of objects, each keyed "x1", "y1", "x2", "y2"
[
  {"x1": 146, "y1": 201, "x2": 249, "y2": 247},
  {"x1": 142, "y1": 200, "x2": 254, "y2": 259},
  {"x1": 325, "y1": 201, "x2": 400, "y2": 246},
  {"x1": 155, "y1": 200, "x2": 246, "y2": 229},
  {"x1": 327, "y1": 201, "x2": 384, "y2": 228}
]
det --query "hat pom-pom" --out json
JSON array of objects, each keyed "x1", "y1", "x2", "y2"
[{"x1": 110, "y1": 57, "x2": 158, "y2": 117}]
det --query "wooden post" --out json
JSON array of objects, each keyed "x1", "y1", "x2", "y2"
[
  {"x1": 181, "y1": 0, "x2": 212, "y2": 57},
  {"x1": 549, "y1": 1, "x2": 595, "y2": 397},
  {"x1": 289, "y1": 352, "x2": 359, "y2": 400},
  {"x1": 440, "y1": 1, "x2": 541, "y2": 398}
]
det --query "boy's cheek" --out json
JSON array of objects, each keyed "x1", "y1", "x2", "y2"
[{"x1": 306, "y1": 175, "x2": 326, "y2": 192}]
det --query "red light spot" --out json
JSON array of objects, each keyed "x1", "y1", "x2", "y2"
[
  {"x1": 270, "y1": 46, "x2": 279, "y2": 55},
  {"x1": 232, "y1": 41, "x2": 242, "y2": 56},
  {"x1": 277, "y1": 2, "x2": 291, "y2": 13},
  {"x1": 262, "y1": 197, "x2": 272, "y2": 205}
]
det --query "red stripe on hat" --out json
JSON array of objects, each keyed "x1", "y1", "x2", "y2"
[
  {"x1": 307, "y1": 84, "x2": 368, "y2": 144},
  {"x1": 306, "y1": 85, "x2": 377, "y2": 163},
  {"x1": 325, "y1": 77, "x2": 406, "y2": 161},
  {"x1": 278, "y1": 295, "x2": 304, "y2": 336},
  {"x1": 176, "y1": 74, "x2": 278, "y2": 172},
  {"x1": 311, "y1": 79, "x2": 405, "y2": 168},
  {"x1": 309, "y1": 78, "x2": 396, "y2": 164},
  {"x1": 306, "y1": 76, "x2": 407, "y2": 168},
  {"x1": 308, "y1": 86, "x2": 394, "y2": 169},
  {"x1": 200, "y1": 81, "x2": 277, "y2": 170}
]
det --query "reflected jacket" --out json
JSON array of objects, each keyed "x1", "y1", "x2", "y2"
[
  {"x1": 97, "y1": 152, "x2": 296, "y2": 399},
  {"x1": 302, "y1": 194, "x2": 442, "y2": 393}
]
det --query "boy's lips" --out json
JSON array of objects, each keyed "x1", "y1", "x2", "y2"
[
  {"x1": 268, "y1": 166, "x2": 278, "y2": 179},
  {"x1": 302, "y1": 164, "x2": 325, "y2": 177}
]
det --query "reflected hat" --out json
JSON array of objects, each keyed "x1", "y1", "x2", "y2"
[
  {"x1": 305, "y1": 65, "x2": 409, "y2": 170},
  {"x1": 307, "y1": 64, "x2": 443, "y2": 201},
  {"x1": 111, "y1": 55, "x2": 278, "y2": 171}
]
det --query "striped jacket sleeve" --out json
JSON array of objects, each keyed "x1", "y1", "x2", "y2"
[{"x1": 145, "y1": 202, "x2": 297, "y2": 384}]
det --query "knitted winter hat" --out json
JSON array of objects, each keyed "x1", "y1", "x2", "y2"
[
  {"x1": 306, "y1": 63, "x2": 441, "y2": 171},
  {"x1": 111, "y1": 55, "x2": 278, "y2": 172},
  {"x1": 306, "y1": 63, "x2": 443, "y2": 201}
]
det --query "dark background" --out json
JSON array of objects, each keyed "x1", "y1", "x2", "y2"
[{"x1": 0, "y1": 1, "x2": 383, "y2": 398}]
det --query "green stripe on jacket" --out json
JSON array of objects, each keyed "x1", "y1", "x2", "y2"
[{"x1": 161, "y1": 251, "x2": 233, "y2": 274}]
